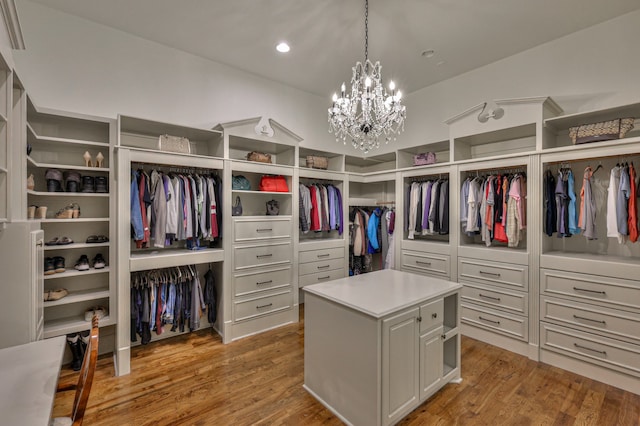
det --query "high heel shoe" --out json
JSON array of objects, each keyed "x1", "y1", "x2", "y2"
[
  {"x1": 27, "y1": 205, "x2": 36, "y2": 219},
  {"x1": 27, "y1": 174, "x2": 35, "y2": 191},
  {"x1": 95, "y1": 152, "x2": 104, "y2": 168},
  {"x1": 55, "y1": 204, "x2": 75, "y2": 219},
  {"x1": 83, "y1": 151, "x2": 93, "y2": 167},
  {"x1": 36, "y1": 206, "x2": 47, "y2": 219}
]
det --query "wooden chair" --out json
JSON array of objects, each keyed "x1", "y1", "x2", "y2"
[{"x1": 51, "y1": 315, "x2": 99, "y2": 426}]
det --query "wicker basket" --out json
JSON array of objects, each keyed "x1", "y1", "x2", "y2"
[
  {"x1": 247, "y1": 151, "x2": 272, "y2": 163},
  {"x1": 569, "y1": 117, "x2": 635, "y2": 145},
  {"x1": 306, "y1": 155, "x2": 329, "y2": 170},
  {"x1": 158, "y1": 134, "x2": 191, "y2": 154}
]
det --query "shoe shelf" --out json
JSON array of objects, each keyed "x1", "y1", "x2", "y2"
[
  {"x1": 38, "y1": 217, "x2": 110, "y2": 223},
  {"x1": 44, "y1": 242, "x2": 109, "y2": 251},
  {"x1": 27, "y1": 123, "x2": 110, "y2": 148},
  {"x1": 27, "y1": 155, "x2": 109, "y2": 172},
  {"x1": 44, "y1": 288, "x2": 110, "y2": 308},
  {"x1": 44, "y1": 315, "x2": 114, "y2": 339},
  {"x1": 27, "y1": 190, "x2": 109, "y2": 197},
  {"x1": 44, "y1": 266, "x2": 111, "y2": 280}
]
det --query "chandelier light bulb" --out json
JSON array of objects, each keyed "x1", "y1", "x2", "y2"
[
  {"x1": 332, "y1": 93, "x2": 338, "y2": 102},
  {"x1": 396, "y1": 91, "x2": 402, "y2": 100},
  {"x1": 365, "y1": 76, "x2": 372, "y2": 87},
  {"x1": 389, "y1": 81, "x2": 395, "y2": 91}
]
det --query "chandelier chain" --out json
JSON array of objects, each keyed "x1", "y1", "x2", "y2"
[{"x1": 364, "y1": 0, "x2": 368, "y2": 62}]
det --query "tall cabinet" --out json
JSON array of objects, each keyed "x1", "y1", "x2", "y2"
[
  {"x1": 215, "y1": 117, "x2": 301, "y2": 343},
  {"x1": 26, "y1": 99, "x2": 116, "y2": 341},
  {"x1": 115, "y1": 115, "x2": 224, "y2": 376}
]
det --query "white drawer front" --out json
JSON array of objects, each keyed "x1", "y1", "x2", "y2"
[
  {"x1": 541, "y1": 323, "x2": 640, "y2": 377},
  {"x1": 459, "y1": 258, "x2": 528, "y2": 291},
  {"x1": 402, "y1": 251, "x2": 450, "y2": 276},
  {"x1": 541, "y1": 269, "x2": 640, "y2": 310},
  {"x1": 419, "y1": 298, "x2": 444, "y2": 334},
  {"x1": 299, "y1": 269, "x2": 345, "y2": 287},
  {"x1": 233, "y1": 218, "x2": 291, "y2": 242},
  {"x1": 541, "y1": 297, "x2": 640, "y2": 343},
  {"x1": 234, "y1": 242, "x2": 291, "y2": 270},
  {"x1": 234, "y1": 290, "x2": 292, "y2": 322},
  {"x1": 299, "y1": 258, "x2": 344, "y2": 276},
  {"x1": 461, "y1": 303, "x2": 527, "y2": 341},
  {"x1": 462, "y1": 283, "x2": 527, "y2": 315},
  {"x1": 234, "y1": 267, "x2": 291, "y2": 297},
  {"x1": 299, "y1": 247, "x2": 344, "y2": 264}
]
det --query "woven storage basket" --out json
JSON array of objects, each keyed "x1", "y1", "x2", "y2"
[
  {"x1": 158, "y1": 134, "x2": 191, "y2": 154},
  {"x1": 306, "y1": 155, "x2": 329, "y2": 170},
  {"x1": 569, "y1": 117, "x2": 635, "y2": 145},
  {"x1": 247, "y1": 151, "x2": 272, "y2": 163}
]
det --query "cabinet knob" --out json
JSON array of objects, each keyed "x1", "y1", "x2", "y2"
[
  {"x1": 417, "y1": 316, "x2": 422, "y2": 322},
  {"x1": 432, "y1": 313, "x2": 438, "y2": 319}
]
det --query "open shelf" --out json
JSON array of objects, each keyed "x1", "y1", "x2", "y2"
[
  {"x1": 44, "y1": 266, "x2": 110, "y2": 280},
  {"x1": 44, "y1": 242, "x2": 110, "y2": 251},
  {"x1": 44, "y1": 288, "x2": 110, "y2": 307},
  {"x1": 43, "y1": 315, "x2": 114, "y2": 339},
  {"x1": 27, "y1": 190, "x2": 109, "y2": 197}
]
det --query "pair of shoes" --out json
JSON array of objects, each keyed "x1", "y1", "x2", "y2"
[
  {"x1": 44, "y1": 288, "x2": 68, "y2": 301},
  {"x1": 80, "y1": 176, "x2": 108, "y2": 193},
  {"x1": 85, "y1": 306, "x2": 108, "y2": 321},
  {"x1": 93, "y1": 253, "x2": 106, "y2": 269},
  {"x1": 83, "y1": 151, "x2": 105, "y2": 168},
  {"x1": 55, "y1": 203, "x2": 80, "y2": 219},
  {"x1": 64, "y1": 171, "x2": 81, "y2": 192},
  {"x1": 74, "y1": 254, "x2": 90, "y2": 271},
  {"x1": 86, "y1": 235, "x2": 109, "y2": 244},
  {"x1": 29, "y1": 206, "x2": 48, "y2": 219},
  {"x1": 45, "y1": 256, "x2": 65, "y2": 274},
  {"x1": 45, "y1": 236, "x2": 74, "y2": 246}
]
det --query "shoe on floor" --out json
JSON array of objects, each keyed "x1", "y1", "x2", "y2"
[
  {"x1": 92, "y1": 253, "x2": 106, "y2": 269},
  {"x1": 74, "y1": 254, "x2": 90, "y2": 271}
]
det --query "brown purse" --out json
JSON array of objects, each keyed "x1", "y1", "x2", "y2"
[{"x1": 247, "y1": 151, "x2": 272, "y2": 163}]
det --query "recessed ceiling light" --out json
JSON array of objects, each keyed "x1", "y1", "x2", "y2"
[
  {"x1": 276, "y1": 42, "x2": 290, "y2": 53},
  {"x1": 421, "y1": 49, "x2": 435, "y2": 58}
]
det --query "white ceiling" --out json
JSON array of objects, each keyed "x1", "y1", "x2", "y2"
[{"x1": 26, "y1": 0, "x2": 640, "y2": 98}]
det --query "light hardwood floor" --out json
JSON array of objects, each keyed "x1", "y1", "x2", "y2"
[{"x1": 53, "y1": 308, "x2": 640, "y2": 425}]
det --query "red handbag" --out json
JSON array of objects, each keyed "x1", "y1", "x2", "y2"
[{"x1": 259, "y1": 175, "x2": 289, "y2": 192}]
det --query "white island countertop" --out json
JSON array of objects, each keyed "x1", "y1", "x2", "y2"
[{"x1": 303, "y1": 269, "x2": 462, "y2": 319}]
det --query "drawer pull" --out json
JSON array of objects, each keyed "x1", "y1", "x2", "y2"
[
  {"x1": 574, "y1": 343, "x2": 606, "y2": 356},
  {"x1": 256, "y1": 228, "x2": 273, "y2": 232},
  {"x1": 479, "y1": 271, "x2": 501, "y2": 277},
  {"x1": 317, "y1": 253, "x2": 330, "y2": 258},
  {"x1": 478, "y1": 316, "x2": 500, "y2": 325},
  {"x1": 256, "y1": 280, "x2": 273, "y2": 285},
  {"x1": 573, "y1": 287, "x2": 606, "y2": 295},
  {"x1": 416, "y1": 260, "x2": 432, "y2": 266},
  {"x1": 573, "y1": 315, "x2": 606, "y2": 325},
  {"x1": 431, "y1": 313, "x2": 438, "y2": 319},
  {"x1": 318, "y1": 276, "x2": 330, "y2": 280},
  {"x1": 256, "y1": 254, "x2": 273, "y2": 259},
  {"x1": 317, "y1": 265, "x2": 330, "y2": 269},
  {"x1": 479, "y1": 293, "x2": 501, "y2": 302},
  {"x1": 256, "y1": 303, "x2": 273, "y2": 309}
]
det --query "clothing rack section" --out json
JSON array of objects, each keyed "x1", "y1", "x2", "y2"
[
  {"x1": 299, "y1": 181, "x2": 343, "y2": 236},
  {"x1": 543, "y1": 154, "x2": 640, "y2": 247},
  {"x1": 404, "y1": 176, "x2": 450, "y2": 240},
  {"x1": 349, "y1": 206, "x2": 395, "y2": 275},
  {"x1": 130, "y1": 264, "x2": 217, "y2": 345},
  {"x1": 130, "y1": 163, "x2": 223, "y2": 251},
  {"x1": 460, "y1": 166, "x2": 527, "y2": 249}
]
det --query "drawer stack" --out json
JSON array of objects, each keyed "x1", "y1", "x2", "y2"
[
  {"x1": 298, "y1": 244, "x2": 345, "y2": 288},
  {"x1": 459, "y1": 257, "x2": 529, "y2": 342},
  {"x1": 231, "y1": 217, "x2": 294, "y2": 337},
  {"x1": 540, "y1": 269, "x2": 640, "y2": 378}
]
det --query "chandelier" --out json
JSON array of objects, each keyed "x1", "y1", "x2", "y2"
[{"x1": 328, "y1": 0, "x2": 406, "y2": 154}]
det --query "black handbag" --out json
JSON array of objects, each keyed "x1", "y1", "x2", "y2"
[
  {"x1": 266, "y1": 200, "x2": 279, "y2": 215},
  {"x1": 232, "y1": 196, "x2": 243, "y2": 216}
]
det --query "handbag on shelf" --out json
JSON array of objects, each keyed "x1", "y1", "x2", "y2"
[
  {"x1": 569, "y1": 118, "x2": 635, "y2": 145},
  {"x1": 266, "y1": 200, "x2": 279, "y2": 216},
  {"x1": 413, "y1": 152, "x2": 436, "y2": 166},
  {"x1": 247, "y1": 151, "x2": 272, "y2": 163},
  {"x1": 232, "y1": 175, "x2": 251, "y2": 190},
  {"x1": 232, "y1": 196, "x2": 243, "y2": 216},
  {"x1": 259, "y1": 175, "x2": 289, "y2": 192},
  {"x1": 158, "y1": 134, "x2": 191, "y2": 154},
  {"x1": 305, "y1": 155, "x2": 329, "y2": 170}
]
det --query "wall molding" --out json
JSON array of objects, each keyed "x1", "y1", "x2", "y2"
[{"x1": 0, "y1": 0, "x2": 24, "y2": 50}]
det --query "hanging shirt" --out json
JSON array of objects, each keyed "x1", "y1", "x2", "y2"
[
  {"x1": 567, "y1": 170, "x2": 580, "y2": 235},
  {"x1": 617, "y1": 165, "x2": 631, "y2": 237},
  {"x1": 607, "y1": 166, "x2": 623, "y2": 243},
  {"x1": 628, "y1": 163, "x2": 638, "y2": 243},
  {"x1": 581, "y1": 167, "x2": 597, "y2": 240}
]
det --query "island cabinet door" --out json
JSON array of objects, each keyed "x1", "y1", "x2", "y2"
[
  {"x1": 382, "y1": 307, "x2": 420, "y2": 426},
  {"x1": 420, "y1": 327, "x2": 444, "y2": 400}
]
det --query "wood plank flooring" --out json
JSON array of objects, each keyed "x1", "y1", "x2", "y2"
[{"x1": 53, "y1": 308, "x2": 640, "y2": 425}]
